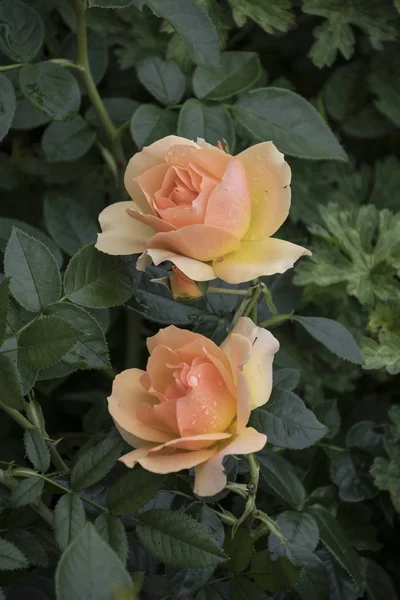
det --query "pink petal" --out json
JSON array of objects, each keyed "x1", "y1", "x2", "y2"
[
  {"x1": 125, "y1": 136, "x2": 199, "y2": 213},
  {"x1": 108, "y1": 369, "x2": 173, "y2": 444},
  {"x1": 137, "y1": 448, "x2": 217, "y2": 474},
  {"x1": 176, "y1": 362, "x2": 237, "y2": 437},
  {"x1": 148, "y1": 225, "x2": 241, "y2": 262},
  {"x1": 205, "y1": 158, "x2": 251, "y2": 239},
  {"x1": 126, "y1": 208, "x2": 176, "y2": 233}
]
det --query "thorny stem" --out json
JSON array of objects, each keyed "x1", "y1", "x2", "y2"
[
  {"x1": 13, "y1": 469, "x2": 108, "y2": 513},
  {"x1": 75, "y1": 0, "x2": 126, "y2": 182},
  {"x1": 0, "y1": 399, "x2": 34, "y2": 430},
  {"x1": 0, "y1": 469, "x2": 53, "y2": 527}
]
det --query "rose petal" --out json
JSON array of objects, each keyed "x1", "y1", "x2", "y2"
[
  {"x1": 236, "y1": 369, "x2": 251, "y2": 431},
  {"x1": 147, "y1": 324, "x2": 202, "y2": 353},
  {"x1": 167, "y1": 143, "x2": 230, "y2": 180},
  {"x1": 146, "y1": 345, "x2": 180, "y2": 395},
  {"x1": 237, "y1": 142, "x2": 291, "y2": 240},
  {"x1": 96, "y1": 201, "x2": 154, "y2": 255},
  {"x1": 157, "y1": 175, "x2": 217, "y2": 229},
  {"x1": 176, "y1": 362, "x2": 237, "y2": 437},
  {"x1": 135, "y1": 163, "x2": 169, "y2": 213},
  {"x1": 119, "y1": 445, "x2": 158, "y2": 468},
  {"x1": 125, "y1": 136, "x2": 199, "y2": 212},
  {"x1": 205, "y1": 158, "x2": 251, "y2": 239},
  {"x1": 148, "y1": 225, "x2": 241, "y2": 262},
  {"x1": 137, "y1": 399, "x2": 179, "y2": 436},
  {"x1": 144, "y1": 248, "x2": 217, "y2": 282},
  {"x1": 212, "y1": 238, "x2": 311, "y2": 284},
  {"x1": 193, "y1": 427, "x2": 267, "y2": 496},
  {"x1": 136, "y1": 448, "x2": 217, "y2": 474},
  {"x1": 145, "y1": 432, "x2": 232, "y2": 451},
  {"x1": 108, "y1": 368, "x2": 173, "y2": 444},
  {"x1": 127, "y1": 208, "x2": 176, "y2": 233}
]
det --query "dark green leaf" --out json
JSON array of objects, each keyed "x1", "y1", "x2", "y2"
[
  {"x1": 324, "y1": 61, "x2": 365, "y2": 122},
  {"x1": 346, "y1": 421, "x2": 383, "y2": 453},
  {"x1": 0, "y1": 73, "x2": 16, "y2": 141},
  {"x1": 42, "y1": 115, "x2": 96, "y2": 163},
  {"x1": 44, "y1": 191, "x2": 98, "y2": 256},
  {"x1": 294, "y1": 316, "x2": 363, "y2": 364},
  {"x1": 314, "y1": 400, "x2": 341, "y2": 439},
  {"x1": 0, "y1": 353, "x2": 23, "y2": 409},
  {"x1": 251, "y1": 550, "x2": 300, "y2": 592},
  {"x1": 318, "y1": 547, "x2": 358, "y2": 600},
  {"x1": 224, "y1": 528, "x2": 253, "y2": 573},
  {"x1": 136, "y1": 509, "x2": 227, "y2": 568},
  {"x1": 54, "y1": 493, "x2": 86, "y2": 551},
  {"x1": 361, "y1": 558, "x2": 397, "y2": 600},
  {"x1": 11, "y1": 476, "x2": 44, "y2": 508},
  {"x1": 178, "y1": 99, "x2": 235, "y2": 151},
  {"x1": 273, "y1": 368, "x2": 301, "y2": 392},
  {"x1": 94, "y1": 513, "x2": 128, "y2": 564},
  {"x1": 107, "y1": 468, "x2": 165, "y2": 515},
  {"x1": 0, "y1": 217, "x2": 63, "y2": 266},
  {"x1": 233, "y1": 87, "x2": 347, "y2": 160},
  {"x1": 0, "y1": 0, "x2": 43, "y2": 62},
  {"x1": 232, "y1": 578, "x2": 269, "y2": 599},
  {"x1": 268, "y1": 511, "x2": 319, "y2": 561},
  {"x1": 64, "y1": 245, "x2": 133, "y2": 308},
  {"x1": 18, "y1": 316, "x2": 80, "y2": 369},
  {"x1": 24, "y1": 429, "x2": 51, "y2": 473},
  {"x1": 193, "y1": 51, "x2": 261, "y2": 100},
  {"x1": 296, "y1": 549, "x2": 330, "y2": 600},
  {"x1": 60, "y1": 30, "x2": 108, "y2": 88},
  {"x1": 196, "y1": 587, "x2": 222, "y2": 600},
  {"x1": 45, "y1": 303, "x2": 110, "y2": 370},
  {"x1": 130, "y1": 104, "x2": 177, "y2": 149},
  {"x1": 88, "y1": 0, "x2": 134, "y2": 6},
  {"x1": 142, "y1": 0, "x2": 220, "y2": 70},
  {"x1": 71, "y1": 435, "x2": 125, "y2": 491},
  {"x1": 19, "y1": 62, "x2": 81, "y2": 120},
  {"x1": 55, "y1": 523, "x2": 132, "y2": 600},
  {"x1": 308, "y1": 505, "x2": 363, "y2": 589},
  {"x1": 0, "y1": 279, "x2": 9, "y2": 347},
  {"x1": 137, "y1": 56, "x2": 185, "y2": 105},
  {"x1": 257, "y1": 448, "x2": 306, "y2": 510},
  {"x1": 85, "y1": 97, "x2": 139, "y2": 130},
  {"x1": 327, "y1": 449, "x2": 377, "y2": 503},
  {"x1": 251, "y1": 389, "x2": 327, "y2": 449},
  {"x1": 0, "y1": 537, "x2": 28, "y2": 570},
  {"x1": 4, "y1": 228, "x2": 61, "y2": 312}
]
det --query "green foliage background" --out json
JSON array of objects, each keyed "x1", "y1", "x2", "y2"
[{"x1": 0, "y1": 0, "x2": 399, "y2": 598}]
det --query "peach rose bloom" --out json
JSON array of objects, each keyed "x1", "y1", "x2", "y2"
[
  {"x1": 96, "y1": 136, "x2": 310, "y2": 284},
  {"x1": 108, "y1": 317, "x2": 279, "y2": 497}
]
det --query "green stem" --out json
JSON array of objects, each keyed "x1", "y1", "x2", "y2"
[
  {"x1": 259, "y1": 312, "x2": 293, "y2": 329},
  {"x1": 48, "y1": 442, "x2": 69, "y2": 472},
  {"x1": 317, "y1": 442, "x2": 346, "y2": 452},
  {"x1": 243, "y1": 281, "x2": 262, "y2": 323},
  {"x1": 0, "y1": 399, "x2": 34, "y2": 430},
  {"x1": 13, "y1": 469, "x2": 108, "y2": 512},
  {"x1": 49, "y1": 58, "x2": 84, "y2": 71},
  {"x1": 207, "y1": 287, "x2": 250, "y2": 297},
  {"x1": 0, "y1": 469, "x2": 53, "y2": 527},
  {"x1": 74, "y1": 0, "x2": 126, "y2": 171},
  {"x1": 0, "y1": 63, "x2": 25, "y2": 72},
  {"x1": 247, "y1": 453, "x2": 260, "y2": 489}
]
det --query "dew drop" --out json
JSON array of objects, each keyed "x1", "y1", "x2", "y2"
[
  {"x1": 188, "y1": 374, "x2": 198, "y2": 387},
  {"x1": 212, "y1": 399, "x2": 218, "y2": 406},
  {"x1": 204, "y1": 409, "x2": 210, "y2": 416},
  {"x1": 191, "y1": 419, "x2": 197, "y2": 425}
]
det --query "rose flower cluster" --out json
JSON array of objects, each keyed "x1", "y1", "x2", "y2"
[{"x1": 96, "y1": 136, "x2": 309, "y2": 495}]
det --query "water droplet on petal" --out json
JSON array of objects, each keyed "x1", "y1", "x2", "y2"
[
  {"x1": 212, "y1": 399, "x2": 218, "y2": 406},
  {"x1": 188, "y1": 374, "x2": 198, "y2": 387},
  {"x1": 118, "y1": 403, "x2": 124, "y2": 408},
  {"x1": 204, "y1": 409, "x2": 210, "y2": 416},
  {"x1": 191, "y1": 419, "x2": 197, "y2": 425}
]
